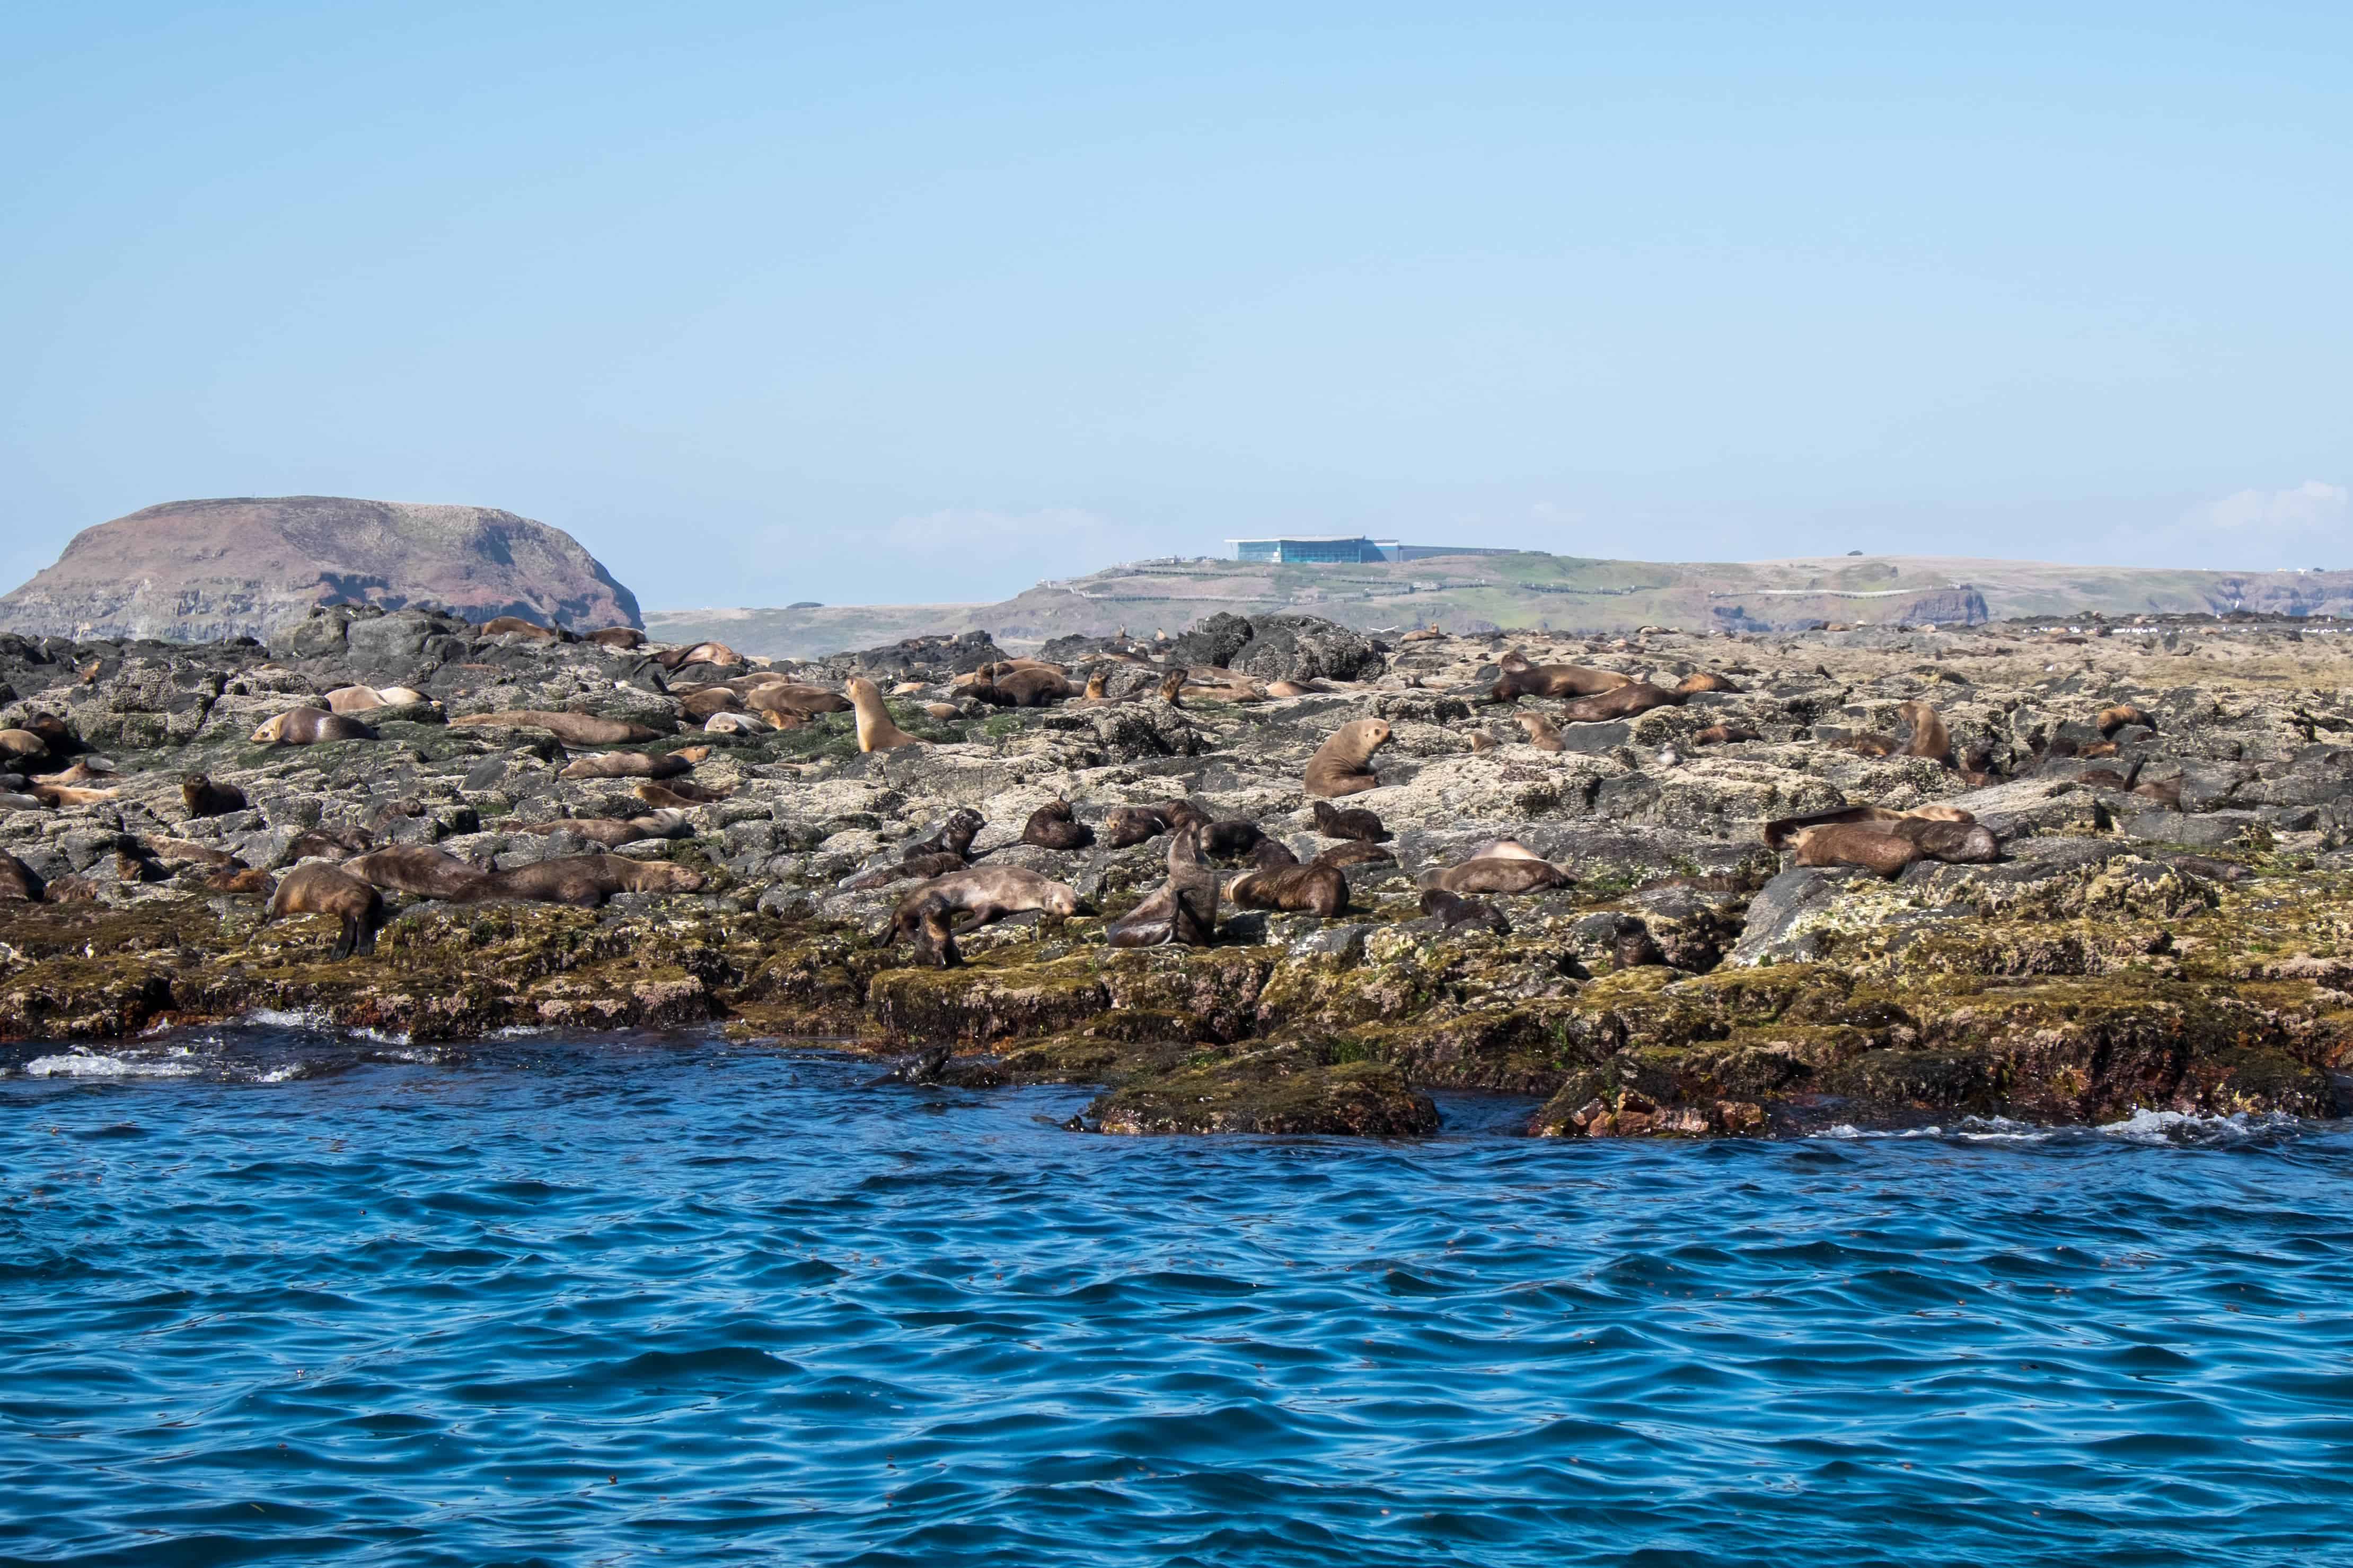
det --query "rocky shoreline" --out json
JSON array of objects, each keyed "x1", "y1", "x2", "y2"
[{"x1": 3, "y1": 602, "x2": 2350, "y2": 1137}]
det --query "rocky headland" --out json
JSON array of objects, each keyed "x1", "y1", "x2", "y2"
[
  {"x1": 0, "y1": 496, "x2": 640, "y2": 643},
  {"x1": 4, "y1": 601, "x2": 2351, "y2": 1138}
]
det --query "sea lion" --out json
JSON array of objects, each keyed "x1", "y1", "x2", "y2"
[
  {"x1": 204, "y1": 866, "x2": 275, "y2": 896},
  {"x1": 950, "y1": 658, "x2": 1065, "y2": 688},
  {"x1": 1304, "y1": 719, "x2": 1392, "y2": 799},
  {"x1": 2098, "y1": 703, "x2": 2156, "y2": 738},
  {"x1": 1105, "y1": 826, "x2": 1219, "y2": 948},
  {"x1": 1021, "y1": 800, "x2": 1096, "y2": 851},
  {"x1": 346, "y1": 845, "x2": 494, "y2": 901},
  {"x1": 480, "y1": 615, "x2": 560, "y2": 641},
  {"x1": 679, "y1": 687, "x2": 746, "y2": 720},
  {"x1": 510, "y1": 812, "x2": 690, "y2": 847},
  {"x1": 1198, "y1": 820, "x2": 1265, "y2": 860},
  {"x1": 251, "y1": 707, "x2": 380, "y2": 746},
  {"x1": 1157, "y1": 670, "x2": 1186, "y2": 706},
  {"x1": 1761, "y1": 803, "x2": 1978, "y2": 851},
  {"x1": 1311, "y1": 800, "x2": 1390, "y2": 842},
  {"x1": 22, "y1": 714, "x2": 82, "y2": 755},
  {"x1": 476, "y1": 854, "x2": 707, "y2": 907},
  {"x1": 264, "y1": 863, "x2": 385, "y2": 959},
  {"x1": 1692, "y1": 723, "x2": 1760, "y2": 745},
  {"x1": 634, "y1": 779, "x2": 730, "y2": 810},
  {"x1": 0, "y1": 729, "x2": 48, "y2": 763},
  {"x1": 1557, "y1": 683, "x2": 1686, "y2": 723},
  {"x1": 846, "y1": 678, "x2": 923, "y2": 751},
  {"x1": 903, "y1": 809, "x2": 984, "y2": 861},
  {"x1": 1311, "y1": 840, "x2": 1395, "y2": 870},
  {"x1": 704, "y1": 712, "x2": 772, "y2": 735},
  {"x1": 1228, "y1": 840, "x2": 1347, "y2": 917},
  {"x1": 324, "y1": 685, "x2": 400, "y2": 714},
  {"x1": 1843, "y1": 733, "x2": 1899, "y2": 758},
  {"x1": 453, "y1": 710, "x2": 663, "y2": 746},
  {"x1": 286, "y1": 826, "x2": 375, "y2": 862},
  {"x1": 972, "y1": 665, "x2": 1074, "y2": 707},
  {"x1": 1468, "y1": 732, "x2": 1496, "y2": 753},
  {"x1": 1421, "y1": 887, "x2": 1508, "y2": 934},
  {"x1": 1157, "y1": 799, "x2": 1215, "y2": 832},
  {"x1": 886, "y1": 866, "x2": 1082, "y2": 940},
  {"x1": 1426, "y1": 843, "x2": 1573, "y2": 894},
  {"x1": 31, "y1": 783, "x2": 119, "y2": 807},
  {"x1": 1104, "y1": 805, "x2": 1171, "y2": 848},
  {"x1": 1898, "y1": 701, "x2": 1952, "y2": 765},
  {"x1": 1890, "y1": 815, "x2": 1999, "y2": 863},
  {"x1": 1489, "y1": 661, "x2": 1632, "y2": 702},
  {"x1": 588, "y1": 627, "x2": 645, "y2": 649},
  {"x1": 1789, "y1": 825, "x2": 1924, "y2": 878},
  {"x1": 1265, "y1": 680, "x2": 1316, "y2": 698},
  {"x1": 32, "y1": 758, "x2": 115, "y2": 785},
  {"x1": 743, "y1": 683, "x2": 852, "y2": 717},
  {"x1": 1517, "y1": 713, "x2": 1565, "y2": 751},
  {"x1": 903, "y1": 892, "x2": 962, "y2": 968},
  {"x1": 558, "y1": 751, "x2": 692, "y2": 781},
  {"x1": 182, "y1": 774, "x2": 249, "y2": 818},
  {"x1": 1675, "y1": 671, "x2": 1743, "y2": 694},
  {"x1": 143, "y1": 837, "x2": 243, "y2": 871},
  {"x1": 921, "y1": 704, "x2": 959, "y2": 721},
  {"x1": 842, "y1": 853, "x2": 970, "y2": 891},
  {"x1": 0, "y1": 849, "x2": 40, "y2": 901}
]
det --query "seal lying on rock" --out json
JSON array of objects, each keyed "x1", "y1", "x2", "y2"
[
  {"x1": 481, "y1": 616, "x2": 561, "y2": 641},
  {"x1": 324, "y1": 685, "x2": 427, "y2": 714},
  {"x1": 903, "y1": 892, "x2": 962, "y2": 967},
  {"x1": 1421, "y1": 887, "x2": 1509, "y2": 934},
  {"x1": 634, "y1": 779, "x2": 730, "y2": 808},
  {"x1": 454, "y1": 710, "x2": 663, "y2": 746},
  {"x1": 1104, "y1": 805, "x2": 1172, "y2": 848},
  {"x1": 843, "y1": 853, "x2": 971, "y2": 890},
  {"x1": 1762, "y1": 803, "x2": 1977, "y2": 851},
  {"x1": 2098, "y1": 703, "x2": 2156, "y2": 737},
  {"x1": 1488, "y1": 654, "x2": 1631, "y2": 701},
  {"x1": 558, "y1": 751, "x2": 692, "y2": 780},
  {"x1": 0, "y1": 729, "x2": 47, "y2": 764},
  {"x1": 1517, "y1": 713, "x2": 1565, "y2": 751},
  {"x1": 1021, "y1": 800, "x2": 1095, "y2": 851},
  {"x1": 1675, "y1": 671, "x2": 1742, "y2": 694},
  {"x1": 1426, "y1": 840, "x2": 1574, "y2": 894},
  {"x1": 744, "y1": 682, "x2": 851, "y2": 719},
  {"x1": 287, "y1": 826, "x2": 375, "y2": 862},
  {"x1": 972, "y1": 664, "x2": 1075, "y2": 707},
  {"x1": 347, "y1": 845, "x2": 493, "y2": 900},
  {"x1": 1312, "y1": 840, "x2": 1395, "y2": 869},
  {"x1": 265, "y1": 863, "x2": 383, "y2": 960},
  {"x1": 253, "y1": 707, "x2": 379, "y2": 746},
  {"x1": 1557, "y1": 683, "x2": 1686, "y2": 723},
  {"x1": 510, "y1": 812, "x2": 690, "y2": 847},
  {"x1": 1228, "y1": 840, "x2": 1347, "y2": 917},
  {"x1": 588, "y1": 627, "x2": 644, "y2": 649},
  {"x1": 1199, "y1": 820, "x2": 1265, "y2": 860},
  {"x1": 1106, "y1": 825, "x2": 1219, "y2": 948},
  {"x1": 846, "y1": 678, "x2": 924, "y2": 751},
  {"x1": 475, "y1": 854, "x2": 706, "y2": 907},
  {"x1": 1312, "y1": 800, "x2": 1390, "y2": 842},
  {"x1": 1693, "y1": 723, "x2": 1760, "y2": 745},
  {"x1": 1305, "y1": 718, "x2": 1392, "y2": 799},
  {"x1": 903, "y1": 809, "x2": 984, "y2": 860},
  {"x1": 181, "y1": 773, "x2": 248, "y2": 817},
  {"x1": 886, "y1": 866, "x2": 1082, "y2": 942}
]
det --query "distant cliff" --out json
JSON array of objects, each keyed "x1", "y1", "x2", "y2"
[{"x1": 0, "y1": 496, "x2": 640, "y2": 642}]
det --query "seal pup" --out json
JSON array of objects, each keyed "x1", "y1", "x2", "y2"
[
  {"x1": 1675, "y1": 671, "x2": 1743, "y2": 694},
  {"x1": 181, "y1": 774, "x2": 248, "y2": 818},
  {"x1": 1198, "y1": 820, "x2": 1265, "y2": 860},
  {"x1": 1517, "y1": 713, "x2": 1565, "y2": 751},
  {"x1": 265, "y1": 863, "x2": 384, "y2": 960},
  {"x1": 634, "y1": 779, "x2": 729, "y2": 810},
  {"x1": 1557, "y1": 683, "x2": 1686, "y2": 723},
  {"x1": 0, "y1": 848, "x2": 41, "y2": 901},
  {"x1": 453, "y1": 710, "x2": 662, "y2": 746},
  {"x1": 1426, "y1": 841, "x2": 1573, "y2": 895},
  {"x1": 1468, "y1": 732, "x2": 1496, "y2": 753},
  {"x1": 1898, "y1": 701, "x2": 1953, "y2": 765},
  {"x1": 1105, "y1": 825, "x2": 1219, "y2": 948},
  {"x1": 346, "y1": 845, "x2": 494, "y2": 901},
  {"x1": 903, "y1": 892, "x2": 962, "y2": 968},
  {"x1": 2098, "y1": 703, "x2": 2156, "y2": 737},
  {"x1": 679, "y1": 686, "x2": 747, "y2": 720},
  {"x1": 1312, "y1": 840, "x2": 1395, "y2": 870},
  {"x1": 885, "y1": 866, "x2": 1081, "y2": 941},
  {"x1": 252, "y1": 707, "x2": 379, "y2": 746},
  {"x1": 846, "y1": 677, "x2": 923, "y2": 751},
  {"x1": 1227, "y1": 840, "x2": 1347, "y2": 917},
  {"x1": 1304, "y1": 718, "x2": 1392, "y2": 799},
  {"x1": 704, "y1": 712, "x2": 772, "y2": 735},
  {"x1": 1420, "y1": 887, "x2": 1509, "y2": 934},
  {"x1": 1021, "y1": 800, "x2": 1096, "y2": 851},
  {"x1": 473, "y1": 854, "x2": 706, "y2": 907},
  {"x1": 1692, "y1": 723, "x2": 1760, "y2": 745},
  {"x1": 559, "y1": 751, "x2": 692, "y2": 781},
  {"x1": 1311, "y1": 800, "x2": 1390, "y2": 843},
  {"x1": 286, "y1": 826, "x2": 375, "y2": 863},
  {"x1": 903, "y1": 809, "x2": 984, "y2": 861},
  {"x1": 1104, "y1": 804, "x2": 1171, "y2": 849}
]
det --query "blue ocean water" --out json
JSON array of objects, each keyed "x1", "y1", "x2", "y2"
[{"x1": 3, "y1": 1028, "x2": 2350, "y2": 1567}]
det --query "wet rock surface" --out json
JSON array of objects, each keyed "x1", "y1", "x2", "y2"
[{"x1": 4, "y1": 609, "x2": 2352, "y2": 1138}]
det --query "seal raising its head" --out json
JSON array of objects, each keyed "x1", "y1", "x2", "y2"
[{"x1": 1304, "y1": 719, "x2": 1391, "y2": 799}]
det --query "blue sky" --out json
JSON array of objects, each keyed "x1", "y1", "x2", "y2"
[{"x1": 3, "y1": 2, "x2": 2346, "y2": 608}]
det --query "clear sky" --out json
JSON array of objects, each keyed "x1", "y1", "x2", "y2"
[{"x1": 4, "y1": 2, "x2": 2347, "y2": 609}]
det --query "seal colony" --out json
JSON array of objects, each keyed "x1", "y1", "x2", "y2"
[{"x1": 2, "y1": 598, "x2": 2352, "y2": 1138}]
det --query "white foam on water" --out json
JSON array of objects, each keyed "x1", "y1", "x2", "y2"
[
  {"x1": 237, "y1": 1007, "x2": 334, "y2": 1030},
  {"x1": 2095, "y1": 1108, "x2": 2299, "y2": 1145},
  {"x1": 24, "y1": 1051, "x2": 201, "y2": 1079},
  {"x1": 352, "y1": 1026, "x2": 412, "y2": 1047}
]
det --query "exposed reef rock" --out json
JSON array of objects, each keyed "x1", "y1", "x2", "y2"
[
  {"x1": 0, "y1": 496, "x2": 640, "y2": 642},
  {"x1": 3, "y1": 608, "x2": 2352, "y2": 1139}
]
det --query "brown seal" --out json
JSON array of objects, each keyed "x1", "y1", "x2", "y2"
[
  {"x1": 886, "y1": 865, "x2": 1081, "y2": 941},
  {"x1": 1761, "y1": 803, "x2": 1976, "y2": 851},
  {"x1": 1312, "y1": 840, "x2": 1395, "y2": 870},
  {"x1": 903, "y1": 809, "x2": 984, "y2": 861},
  {"x1": 480, "y1": 616, "x2": 560, "y2": 641},
  {"x1": 903, "y1": 892, "x2": 962, "y2": 967},
  {"x1": 1420, "y1": 887, "x2": 1508, "y2": 933},
  {"x1": 1304, "y1": 718, "x2": 1391, "y2": 799},
  {"x1": 1427, "y1": 841, "x2": 1573, "y2": 894},
  {"x1": 972, "y1": 665, "x2": 1075, "y2": 707},
  {"x1": 843, "y1": 853, "x2": 970, "y2": 891},
  {"x1": 0, "y1": 728, "x2": 49, "y2": 763},
  {"x1": 1311, "y1": 800, "x2": 1389, "y2": 842},
  {"x1": 704, "y1": 707, "x2": 773, "y2": 734},
  {"x1": 1898, "y1": 701, "x2": 1952, "y2": 765},
  {"x1": 0, "y1": 849, "x2": 40, "y2": 901},
  {"x1": 679, "y1": 687, "x2": 746, "y2": 720},
  {"x1": 588, "y1": 627, "x2": 645, "y2": 649},
  {"x1": 558, "y1": 751, "x2": 692, "y2": 780},
  {"x1": 1489, "y1": 659, "x2": 1631, "y2": 702},
  {"x1": 143, "y1": 837, "x2": 243, "y2": 871},
  {"x1": 1557, "y1": 683, "x2": 1685, "y2": 723},
  {"x1": 1157, "y1": 670, "x2": 1186, "y2": 707},
  {"x1": 1692, "y1": 723, "x2": 1760, "y2": 745},
  {"x1": 1228, "y1": 840, "x2": 1347, "y2": 917},
  {"x1": 1788, "y1": 824, "x2": 1923, "y2": 878},
  {"x1": 744, "y1": 683, "x2": 851, "y2": 719},
  {"x1": 286, "y1": 826, "x2": 374, "y2": 862},
  {"x1": 477, "y1": 854, "x2": 706, "y2": 907},
  {"x1": 182, "y1": 774, "x2": 248, "y2": 818},
  {"x1": 32, "y1": 783, "x2": 121, "y2": 807},
  {"x1": 252, "y1": 707, "x2": 380, "y2": 746},
  {"x1": 1021, "y1": 800, "x2": 1095, "y2": 851},
  {"x1": 453, "y1": 710, "x2": 663, "y2": 746},
  {"x1": 650, "y1": 640, "x2": 743, "y2": 670},
  {"x1": 1675, "y1": 671, "x2": 1743, "y2": 694},
  {"x1": 205, "y1": 866, "x2": 275, "y2": 896},
  {"x1": 265, "y1": 863, "x2": 384, "y2": 959},
  {"x1": 1468, "y1": 732, "x2": 1495, "y2": 754},
  {"x1": 2098, "y1": 703, "x2": 2156, "y2": 737},
  {"x1": 846, "y1": 678, "x2": 923, "y2": 751},
  {"x1": 631, "y1": 781, "x2": 726, "y2": 812},
  {"x1": 510, "y1": 813, "x2": 688, "y2": 847},
  {"x1": 1198, "y1": 821, "x2": 1265, "y2": 860},
  {"x1": 347, "y1": 845, "x2": 493, "y2": 901},
  {"x1": 1517, "y1": 713, "x2": 1565, "y2": 751},
  {"x1": 1106, "y1": 825, "x2": 1219, "y2": 947},
  {"x1": 1104, "y1": 805, "x2": 1171, "y2": 848}
]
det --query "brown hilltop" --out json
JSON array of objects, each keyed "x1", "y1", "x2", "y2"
[{"x1": 0, "y1": 495, "x2": 640, "y2": 642}]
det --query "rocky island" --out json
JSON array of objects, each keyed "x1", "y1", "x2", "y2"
[{"x1": 3, "y1": 602, "x2": 2349, "y2": 1137}]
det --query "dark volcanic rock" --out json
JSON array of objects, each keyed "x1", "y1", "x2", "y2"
[
  {"x1": 1165, "y1": 613, "x2": 1384, "y2": 683},
  {"x1": 0, "y1": 497, "x2": 640, "y2": 642}
]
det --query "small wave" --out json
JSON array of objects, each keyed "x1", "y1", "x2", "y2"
[
  {"x1": 237, "y1": 1006, "x2": 334, "y2": 1030},
  {"x1": 24, "y1": 1051, "x2": 201, "y2": 1079},
  {"x1": 2096, "y1": 1108, "x2": 2302, "y2": 1145}
]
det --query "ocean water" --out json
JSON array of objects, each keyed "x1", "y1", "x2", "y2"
[{"x1": 4, "y1": 1029, "x2": 2351, "y2": 1567}]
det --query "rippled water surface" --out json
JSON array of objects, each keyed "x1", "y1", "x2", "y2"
[{"x1": 5, "y1": 1028, "x2": 2352, "y2": 1567}]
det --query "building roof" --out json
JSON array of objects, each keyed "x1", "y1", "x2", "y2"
[{"x1": 1224, "y1": 536, "x2": 1400, "y2": 544}]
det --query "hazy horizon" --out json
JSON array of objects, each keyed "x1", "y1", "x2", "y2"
[{"x1": 5, "y1": 3, "x2": 2346, "y2": 608}]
